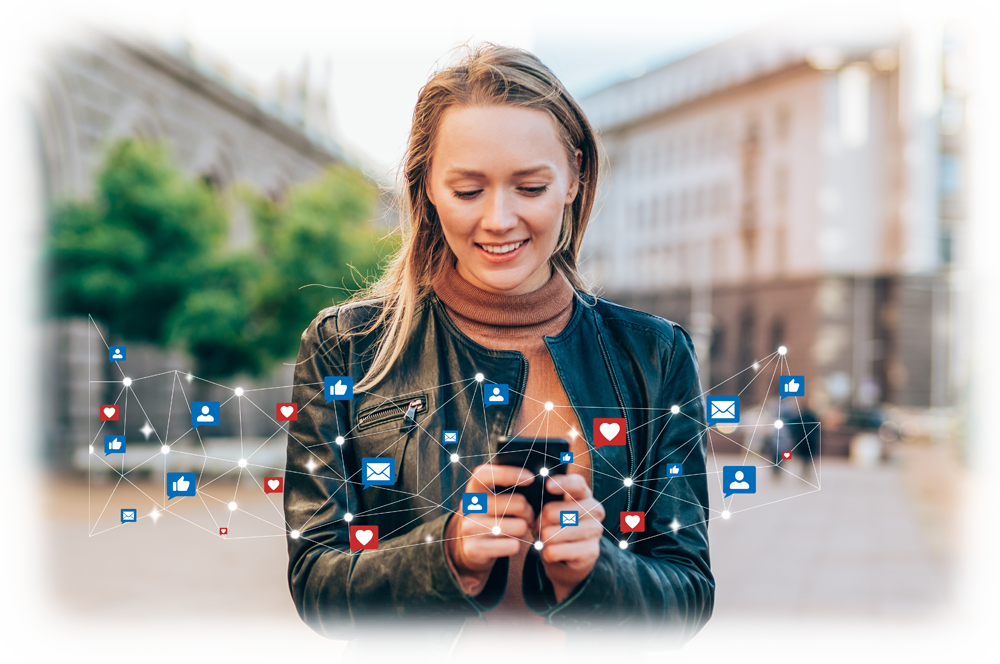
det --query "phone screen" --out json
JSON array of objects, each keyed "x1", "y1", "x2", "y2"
[{"x1": 490, "y1": 437, "x2": 570, "y2": 512}]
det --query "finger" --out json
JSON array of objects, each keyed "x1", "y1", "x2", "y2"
[
  {"x1": 468, "y1": 464, "x2": 536, "y2": 493},
  {"x1": 539, "y1": 519, "x2": 603, "y2": 544},
  {"x1": 462, "y1": 537, "x2": 523, "y2": 562},
  {"x1": 487, "y1": 493, "x2": 536, "y2": 522},
  {"x1": 544, "y1": 474, "x2": 592, "y2": 501},
  {"x1": 462, "y1": 515, "x2": 531, "y2": 539},
  {"x1": 539, "y1": 498, "x2": 605, "y2": 527},
  {"x1": 540, "y1": 540, "x2": 601, "y2": 567}
]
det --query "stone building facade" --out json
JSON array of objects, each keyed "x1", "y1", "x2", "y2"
[
  {"x1": 578, "y1": 21, "x2": 966, "y2": 415},
  {"x1": 36, "y1": 34, "x2": 347, "y2": 470}
]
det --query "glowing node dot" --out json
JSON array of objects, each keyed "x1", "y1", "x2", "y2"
[
  {"x1": 623, "y1": 477, "x2": 633, "y2": 487},
  {"x1": 569, "y1": 428, "x2": 579, "y2": 438},
  {"x1": 670, "y1": 519, "x2": 681, "y2": 532},
  {"x1": 534, "y1": 541, "x2": 544, "y2": 551},
  {"x1": 752, "y1": 363, "x2": 760, "y2": 371},
  {"x1": 123, "y1": 377, "x2": 132, "y2": 387},
  {"x1": 619, "y1": 540, "x2": 628, "y2": 550},
  {"x1": 234, "y1": 387, "x2": 244, "y2": 396},
  {"x1": 335, "y1": 436, "x2": 345, "y2": 445},
  {"x1": 344, "y1": 513, "x2": 353, "y2": 522},
  {"x1": 670, "y1": 405, "x2": 680, "y2": 414},
  {"x1": 89, "y1": 445, "x2": 94, "y2": 455},
  {"x1": 721, "y1": 510, "x2": 731, "y2": 520},
  {"x1": 305, "y1": 458, "x2": 317, "y2": 472},
  {"x1": 778, "y1": 345, "x2": 787, "y2": 355},
  {"x1": 186, "y1": 373, "x2": 194, "y2": 383},
  {"x1": 425, "y1": 534, "x2": 433, "y2": 543},
  {"x1": 228, "y1": 501, "x2": 237, "y2": 511},
  {"x1": 450, "y1": 453, "x2": 460, "y2": 463},
  {"x1": 492, "y1": 526, "x2": 501, "y2": 535},
  {"x1": 150, "y1": 509, "x2": 161, "y2": 523},
  {"x1": 290, "y1": 530, "x2": 300, "y2": 539},
  {"x1": 475, "y1": 373, "x2": 484, "y2": 382},
  {"x1": 540, "y1": 467, "x2": 549, "y2": 476},
  {"x1": 774, "y1": 420, "x2": 784, "y2": 429},
  {"x1": 544, "y1": 401, "x2": 553, "y2": 411},
  {"x1": 161, "y1": 445, "x2": 170, "y2": 455},
  {"x1": 238, "y1": 458, "x2": 247, "y2": 467}
]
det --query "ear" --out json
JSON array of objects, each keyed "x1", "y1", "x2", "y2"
[
  {"x1": 565, "y1": 149, "x2": 583, "y2": 204},
  {"x1": 425, "y1": 177, "x2": 437, "y2": 207}
]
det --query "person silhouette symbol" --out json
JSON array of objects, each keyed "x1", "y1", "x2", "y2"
[
  {"x1": 467, "y1": 496, "x2": 483, "y2": 511},
  {"x1": 488, "y1": 387, "x2": 504, "y2": 402},
  {"x1": 112, "y1": 348, "x2": 123, "y2": 359},
  {"x1": 729, "y1": 470, "x2": 750, "y2": 490},
  {"x1": 196, "y1": 405, "x2": 215, "y2": 423}
]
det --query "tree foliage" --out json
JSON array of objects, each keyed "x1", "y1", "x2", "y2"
[
  {"x1": 47, "y1": 138, "x2": 387, "y2": 379},
  {"x1": 959, "y1": 333, "x2": 1000, "y2": 472}
]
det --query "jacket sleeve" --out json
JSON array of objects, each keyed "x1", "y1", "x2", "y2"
[
  {"x1": 283, "y1": 310, "x2": 507, "y2": 639},
  {"x1": 522, "y1": 324, "x2": 715, "y2": 646}
]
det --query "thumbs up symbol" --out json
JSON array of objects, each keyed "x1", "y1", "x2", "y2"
[
  {"x1": 173, "y1": 475, "x2": 190, "y2": 492},
  {"x1": 110, "y1": 438, "x2": 122, "y2": 450},
  {"x1": 334, "y1": 380, "x2": 347, "y2": 396},
  {"x1": 785, "y1": 379, "x2": 799, "y2": 393}
]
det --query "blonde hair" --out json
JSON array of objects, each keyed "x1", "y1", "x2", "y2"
[{"x1": 350, "y1": 43, "x2": 602, "y2": 392}]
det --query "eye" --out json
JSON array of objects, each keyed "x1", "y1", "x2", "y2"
[
  {"x1": 519, "y1": 185, "x2": 549, "y2": 196},
  {"x1": 452, "y1": 190, "x2": 482, "y2": 200}
]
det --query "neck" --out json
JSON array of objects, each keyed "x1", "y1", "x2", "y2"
[{"x1": 454, "y1": 260, "x2": 553, "y2": 296}]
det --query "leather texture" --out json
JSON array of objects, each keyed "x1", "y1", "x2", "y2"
[{"x1": 284, "y1": 291, "x2": 715, "y2": 645}]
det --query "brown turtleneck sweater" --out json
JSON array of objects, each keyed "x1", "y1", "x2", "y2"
[{"x1": 433, "y1": 261, "x2": 591, "y2": 626}]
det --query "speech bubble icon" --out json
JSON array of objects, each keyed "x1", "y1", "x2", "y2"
[
  {"x1": 593, "y1": 418, "x2": 627, "y2": 449},
  {"x1": 167, "y1": 472, "x2": 196, "y2": 499},
  {"x1": 483, "y1": 384, "x2": 509, "y2": 408},
  {"x1": 324, "y1": 376, "x2": 353, "y2": 403},
  {"x1": 722, "y1": 465, "x2": 756, "y2": 498},
  {"x1": 361, "y1": 458, "x2": 396, "y2": 488},
  {"x1": 104, "y1": 435, "x2": 125, "y2": 456},
  {"x1": 779, "y1": 376, "x2": 805, "y2": 399}
]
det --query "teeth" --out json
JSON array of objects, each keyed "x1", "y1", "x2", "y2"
[{"x1": 480, "y1": 241, "x2": 524, "y2": 255}]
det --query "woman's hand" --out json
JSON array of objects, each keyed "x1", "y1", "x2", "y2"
[
  {"x1": 536, "y1": 474, "x2": 607, "y2": 603},
  {"x1": 445, "y1": 464, "x2": 536, "y2": 596}
]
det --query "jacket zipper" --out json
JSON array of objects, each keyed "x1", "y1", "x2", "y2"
[
  {"x1": 356, "y1": 394, "x2": 428, "y2": 431},
  {"x1": 596, "y1": 331, "x2": 634, "y2": 512},
  {"x1": 503, "y1": 356, "x2": 530, "y2": 438}
]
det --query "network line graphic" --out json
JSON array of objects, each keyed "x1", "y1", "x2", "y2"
[{"x1": 84, "y1": 314, "x2": 822, "y2": 557}]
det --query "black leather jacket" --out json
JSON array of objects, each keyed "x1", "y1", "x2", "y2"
[{"x1": 284, "y1": 291, "x2": 714, "y2": 645}]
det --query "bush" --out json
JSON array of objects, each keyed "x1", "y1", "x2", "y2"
[{"x1": 959, "y1": 334, "x2": 1000, "y2": 472}]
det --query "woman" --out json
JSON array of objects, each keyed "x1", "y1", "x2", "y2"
[{"x1": 283, "y1": 44, "x2": 714, "y2": 651}]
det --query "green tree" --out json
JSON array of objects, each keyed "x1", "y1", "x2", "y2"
[
  {"x1": 959, "y1": 333, "x2": 1000, "y2": 472},
  {"x1": 47, "y1": 138, "x2": 387, "y2": 379}
]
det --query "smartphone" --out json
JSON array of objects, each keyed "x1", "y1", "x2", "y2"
[{"x1": 489, "y1": 437, "x2": 570, "y2": 512}]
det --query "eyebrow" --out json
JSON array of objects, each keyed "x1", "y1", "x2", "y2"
[{"x1": 444, "y1": 165, "x2": 555, "y2": 178}]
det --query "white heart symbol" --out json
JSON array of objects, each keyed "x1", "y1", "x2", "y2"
[
  {"x1": 103, "y1": 407, "x2": 116, "y2": 418},
  {"x1": 268, "y1": 479, "x2": 280, "y2": 490},
  {"x1": 280, "y1": 406, "x2": 294, "y2": 418},
  {"x1": 599, "y1": 422, "x2": 620, "y2": 441},
  {"x1": 355, "y1": 529, "x2": 373, "y2": 545},
  {"x1": 625, "y1": 515, "x2": 640, "y2": 529}
]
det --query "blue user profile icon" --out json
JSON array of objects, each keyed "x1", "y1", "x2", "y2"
[
  {"x1": 324, "y1": 376, "x2": 353, "y2": 402},
  {"x1": 779, "y1": 375, "x2": 805, "y2": 399},
  {"x1": 706, "y1": 395, "x2": 740, "y2": 425},
  {"x1": 167, "y1": 472, "x2": 197, "y2": 499},
  {"x1": 462, "y1": 492, "x2": 487, "y2": 514},
  {"x1": 484, "y1": 384, "x2": 509, "y2": 407},
  {"x1": 191, "y1": 402, "x2": 220, "y2": 428},
  {"x1": 109, "y1": 346, "x2": 126, "y2": 362},
  {"x1": 722, "y1": 465, "x2": 756, "y2": 497},
  {"x1": 121, "y1": 508, "x2": 137, "y2": 523},
  {"x1": 104, "y1": 435, "x2": 126, "y2": 456},
  {"x1": 361, "y1": 458, "x2": 396, "y2": 488}
]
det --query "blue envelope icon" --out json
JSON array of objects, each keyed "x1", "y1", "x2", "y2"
[
  {"x1": 443, "y1": 431, "x2": 458, "y2": 444},
  {"x1": 560, "y1": 511, "x2": 579, "y2": 527},
  {"x1": 362, "y1": 458, "x2": 396, "y2": 487}
]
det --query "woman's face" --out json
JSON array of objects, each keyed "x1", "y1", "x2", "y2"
[{"x1": 426, "y1": 105, "x2": 581, "y2": 295}]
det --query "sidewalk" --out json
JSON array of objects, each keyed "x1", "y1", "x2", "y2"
[{"x1": 650, "y1": 452, "x2": 1000, "y2": 664}]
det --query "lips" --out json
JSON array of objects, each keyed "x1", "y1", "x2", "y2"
[
  {"x1": 475, "y1": 239, "x2": 529, "y2": 263},
  {"x1": 476, "y1": 240, "x2": 526, "y2": 254}
]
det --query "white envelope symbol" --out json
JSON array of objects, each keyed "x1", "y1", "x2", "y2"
[
  {"x1": 122, "y1": 511, "x2": 135, "y2": 520},
  {"x1": 444, "y1": 432, "x2": 457, "y2": 443},
  {"x1": 365, "y1": 462, "x2": 392, "y2": 481},
  {"x1": 710, "y1": 400, "x2": 736, "y2": 419},
  {"x1": 561, "y1": 513, "x2": 578, "y2": 525}
]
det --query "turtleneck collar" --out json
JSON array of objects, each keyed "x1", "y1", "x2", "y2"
[{"x1": 432, "y1": 261, "x2": 576, "y2": 332}]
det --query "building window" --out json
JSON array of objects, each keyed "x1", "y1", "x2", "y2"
[{"x1": 776, "y1": 105, "x2": 791, "y2": 142}]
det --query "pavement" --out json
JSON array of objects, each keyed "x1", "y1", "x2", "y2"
[{"x1": 36, "y1": 446, "x2": 957, "y2": 661}]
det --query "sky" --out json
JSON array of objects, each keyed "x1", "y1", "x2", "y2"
[{"x1": 21, "y1": 0, "x2": 827, "y2": 175}]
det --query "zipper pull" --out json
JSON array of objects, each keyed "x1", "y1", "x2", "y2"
[{"x1": 401, "y1": 399, "x2": 422, "y2": 434}]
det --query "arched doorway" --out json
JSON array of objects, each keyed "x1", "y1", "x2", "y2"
[{"x1": 0, "y1": 95, "x2": 52, "y2": 458}]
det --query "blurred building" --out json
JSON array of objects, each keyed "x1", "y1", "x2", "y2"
[
  {"x1": 35, "y1": 34, "x2": 346, "y2": 470},
  {"x1": 579, "y1": 20, "x2": 967, "y2": 415}
]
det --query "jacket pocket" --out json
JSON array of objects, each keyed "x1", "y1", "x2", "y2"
[{"x1": 355, "y1": 394, "x2": 428, "y2": 432}]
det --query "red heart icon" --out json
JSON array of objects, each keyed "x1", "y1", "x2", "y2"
[
  {"x1": 782, "y1": 451, "x2": 792, "y2": 460},
  {"x1": 219, "y1": 527, "x2": 228, "y2": 536}
]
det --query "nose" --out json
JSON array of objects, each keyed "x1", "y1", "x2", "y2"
[{"x1": 480, "y1": 189, "x2": 518, "y2": 234}]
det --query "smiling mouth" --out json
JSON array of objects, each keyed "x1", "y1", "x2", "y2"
[{"x1": 476, "y1": 240, "x2": 527, "y2": 255}]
